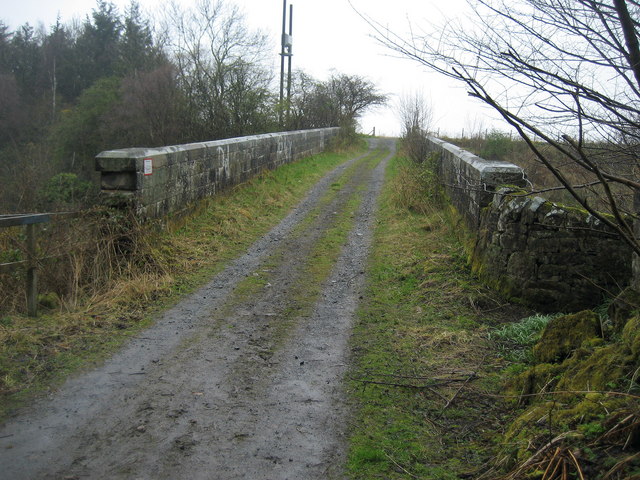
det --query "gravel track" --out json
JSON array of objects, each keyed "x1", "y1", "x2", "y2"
[{"x1": 0, "y1": 138, "x2": 395, "y2": 480}]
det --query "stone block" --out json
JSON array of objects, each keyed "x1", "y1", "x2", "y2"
[
  {"x1": 506, "y1": 251, "x2": 537, "y2": 278},
  {"x1": 537, "y1": 264, "x2": 570, "y2": 282},
  {"x1": 95, "y1": 154, "x2": 137, "y2": 172}
]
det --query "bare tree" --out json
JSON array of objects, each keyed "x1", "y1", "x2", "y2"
[
  {"x1": 358, "y1": 0, "x2": 640, "y2": 256},
  {"x1": 163, "y1": 0, "x2": 273, "y2": 141},
  {"x1": 397, "y1": 91, "x2": 433, "y2": 162},
  {"x1": 106, "y1": 64, "x2": 188, "y2": 147}
]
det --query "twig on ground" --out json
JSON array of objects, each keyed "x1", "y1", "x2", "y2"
[
  {"x1": 442, "y1": 371, "x2": 477, "y2": 410},
  {"x1": 384, "y1": 451, "x2": 419, "y2": 479},
  {"x1": 442, "y1": 357, "x2": 486, "y2": 410}
]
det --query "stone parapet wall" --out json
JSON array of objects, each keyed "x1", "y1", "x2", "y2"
[
  {"x1": 426, "y1": 135, "x2": 634, "y2": 311},
  {"x1": 96, "y1": 128, "x2": 340, "y2": 219},
  {"x1": 472, "y1": 190, "x2": 632, "y2": 312},
  {"x1": 426, "y1": 136, "x2": 528, "y2": 227}
]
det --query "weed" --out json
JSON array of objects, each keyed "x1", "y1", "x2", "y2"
[{"x1": 389, "y1": 153, "x2": 443, "y2": 216}]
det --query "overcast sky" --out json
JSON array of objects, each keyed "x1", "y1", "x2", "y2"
[{"x1": 2, "y1": 0, "x2": 504, "y2": 137}]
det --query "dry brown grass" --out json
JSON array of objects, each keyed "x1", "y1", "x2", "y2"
[{"x1": 447, "y1": 135, "x2": 636, "y2": 215}]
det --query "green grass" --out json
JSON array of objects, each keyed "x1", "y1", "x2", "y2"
[
  {"x1": 0, "y1": 144, "x2": 367, "y2": 419},
  {"x1": 346, "y1": 151, "x2": 525, "y2": 479},
  {"x1": 488, "y1": 313, "x2": 560, "y2": 362}
]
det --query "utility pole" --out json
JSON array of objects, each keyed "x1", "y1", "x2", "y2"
[
  {"x1": 287, "y1": 3, "x2": 293, "y2": 107},
  {"x1": 279, "y1": 0, "x2": 293, "y2": 126}
]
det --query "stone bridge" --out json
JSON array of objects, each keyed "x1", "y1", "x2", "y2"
[
  {"x1": 96, "y1": 129, "x2": 637, "y2": 312},
  {"x1": 424, "y1": 136, "x2": 635, "y2": 312}
]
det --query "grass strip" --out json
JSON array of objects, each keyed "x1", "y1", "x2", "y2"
[
  {"x1": 213, "y1": 146, "x2": 388, "y2": 359},
  {"x1": 346, "y1": 152, "x2": 529, "y2": 479}
]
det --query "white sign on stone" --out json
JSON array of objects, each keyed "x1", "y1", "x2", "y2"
[{"x1": 143, "y1": 158, "x2": 153, "y2": 176}]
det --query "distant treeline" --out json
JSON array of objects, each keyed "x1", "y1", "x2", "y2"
[{"x1": 0, "y1": 0, "x2": 385, "y2": 213}]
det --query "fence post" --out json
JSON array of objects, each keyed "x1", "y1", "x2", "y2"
[{"x1": 26, "y1": 223, "x2": 38, "y2": 317}]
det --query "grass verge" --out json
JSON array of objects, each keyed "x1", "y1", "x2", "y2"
[
  {"x1": 0, "y1": 143, "x2": 365, "y2": 419},
  {"x1": 346, "y1": 151, "x2": 532, "y2": 479}
]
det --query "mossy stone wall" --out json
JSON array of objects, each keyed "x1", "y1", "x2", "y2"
[
  {"x1": 472, "y1": 190, "x2": 632, "y2": 312},
  {"x1": 427, "y1": 136, "x2": 637, "y2": 311},
  {"x1": 95, "y1": 128, "x2": 339, "y2": 219}
]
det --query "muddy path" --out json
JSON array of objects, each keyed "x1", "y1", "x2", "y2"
[{"x1": 0, "y1": 138, "x2": 395, "y2": 480}]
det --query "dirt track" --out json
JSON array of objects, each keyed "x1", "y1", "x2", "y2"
[{"x1": 0, "y1": 138, "x2": 394, "y2": 479}]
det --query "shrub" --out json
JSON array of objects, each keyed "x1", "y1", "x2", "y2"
[
  {"x1": 39, "y1": 173, "x2": 97, "y2": 210},
  {"x1": 479, "y1": 130, "x2": 512, "y2": 160}
]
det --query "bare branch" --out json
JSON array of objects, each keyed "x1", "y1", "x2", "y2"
[{"x1": 356, "y1": 0, "x2": 640, "y2": 256}]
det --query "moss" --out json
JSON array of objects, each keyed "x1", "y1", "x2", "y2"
[
  {"x1": 506, "y1": 363, "x2": 564, "y2": 402},
  {"x1": 554, "y1": 396, "x2": 627, "y2": 430},
  {"x1": 509, "y1": 315, "x2": 637, "y2": 396},
  {"x1": 546, "y1": 200, "x2": 619, "y2": 224},
  {"x1": 581, "y1": 337, "x2": 605, "y2": 349},
  {"x1": 609, "y1": 288, "x2": 640, "y2": 332},
  {"x1": 621, "y1": 315, "x2": 640, "y2": 357},
  {"x1": 532, "y1": 311, "x2": 600, "y2": 364},
  {"x1": 503, "y1": 402, "x2": 558, "y2": 462},
  {"x1": 470, "y1": 249, "x2": 520, "y2": 304},
  {"x1": 499, "y1": 394, "x2": 639, "y2": 477},
  {"x1": 494, "y1": 308, "x2": 640, "y2": 475},
  {"x1": 558, "y1": 345, "x2": 629, "y2": 391}
]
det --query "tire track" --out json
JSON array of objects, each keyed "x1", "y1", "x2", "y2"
[{"x1": 0, "y1": 138, "x2": 395, "y2": 480}]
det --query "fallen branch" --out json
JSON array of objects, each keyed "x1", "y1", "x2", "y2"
[{"x1": 443, "y1": 371, "x2": 477, "y2": 410}]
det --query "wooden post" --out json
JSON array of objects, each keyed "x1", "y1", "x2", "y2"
[
  {"x1": 26, "y1": 223, "x2": 37, "y2": 317},
  {"x1": 0, "y1": 214, "x2": 49, "y2": 316}
]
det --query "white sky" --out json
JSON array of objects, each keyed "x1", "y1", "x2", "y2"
[{"x1": 2, "y1": 0, "x2": 505, "y2": 137}]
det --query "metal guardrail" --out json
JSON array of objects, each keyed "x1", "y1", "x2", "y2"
[{"x1": 0, "y1": 214, "x2": 52, "y2": 316}]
